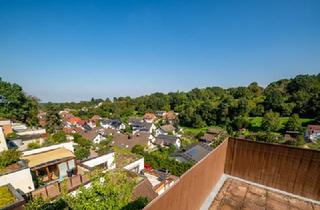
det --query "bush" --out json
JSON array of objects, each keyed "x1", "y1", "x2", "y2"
[
  {"x1": 27, "y1": 142, "x2": 41, "y2": 149},
  {"x1": 0, "y1": 149, "x2": 21, "y2": 169}
]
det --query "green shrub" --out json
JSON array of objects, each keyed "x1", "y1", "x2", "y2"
[{"x1": 0, "y1": 149, "x2": 21, "y2": 169}]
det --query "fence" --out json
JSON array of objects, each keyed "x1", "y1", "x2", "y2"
[
  {"x1": 225, "y1": 138, "x2": 320, "y2": 201},
  {"x1": 31, "y1": 174, "x2": 90, "y2": 200}
]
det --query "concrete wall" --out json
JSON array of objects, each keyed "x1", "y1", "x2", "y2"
[
  {"x1": 123, "y1": 157, "x2": 144, "y2": 173},
  {"x1": 82, "y1": 152, "x2": 116, "y2": 170},
  {"x1": 144, "y1": 139, "x2": 228, "y2": 210},
  {"x1": 225, "y1": 138, "x2": 320, "y2": 201},
  {"x1": 0, "y1": 128, "x2": 8, "y2": 152},
  {"x1": 17, "y1": 128, "x2": 46, "y2": 136},
  {"x1": 22, "y1": 142, "x2": 74, "y2": 156},
  {"x1": 0, "y1": 168, "x2": 35, "y2": 193}
]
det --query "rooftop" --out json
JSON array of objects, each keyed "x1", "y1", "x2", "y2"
[
  {"x1": 209, "y1": 177, "x2": 320, "y2": 210},
  {"x1": 144, "y1": 138, "x2": 320, "y2": 210}
]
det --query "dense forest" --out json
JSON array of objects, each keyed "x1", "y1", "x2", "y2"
[
  {"x1": 1, "y1": 74, "x2": 319, "y2": 131},
  {"x1": 42, "y1": 74, "x2": 320, "y2": 130}
]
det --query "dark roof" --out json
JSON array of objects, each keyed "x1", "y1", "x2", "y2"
[
  {"x1": 101, "y1": 119, "x2": 122, "y2": 128},
  {"x1": 179, "y1": 143, "x2": 212, "y2": 163},
  {"x1": 155, "y1": 134, "x2": 179, "y2": 146}
]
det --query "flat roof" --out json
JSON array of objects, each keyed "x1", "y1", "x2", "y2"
[
  {"x1": 209, "y1": 178, "x2": 320, "y2": 210},
  {"x1": 23, "y1": 147, "x2": 75, "y2": 168}
]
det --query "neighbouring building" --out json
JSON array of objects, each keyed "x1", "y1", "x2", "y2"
[
  {"x1": 100, "y1": 119, "x2": 126, "y2": 130},
  {"x1": 154, "y1": 134, "x2": 181, "y2": 149},
  {"x1": 305, "y1": 124, "x2": 320, "y2": 142},
  {"x1": 156, "y1": 124, "x2": 176, "y2": 136},
  {"x1": 0, "y1": 120, "x2": 13, "y2": 136},
  {"x1": 175, "y1": 143, "x2": 212, "y2": 163},
  {"x1": 110, "y1": 132, "x2": 155, "y2": 150},
  {"x1": 22, "y1": 142, "x2": 76, "y2": 184},
  {"x1": 144, "y1": 113, "x2": 157, "y2": 123}
]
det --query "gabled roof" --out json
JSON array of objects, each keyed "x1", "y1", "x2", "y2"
[
  {"x1": 180, "y1": 143, "x2": 212, "y2": 162},
  {"x1": 155, "y1": 134, "x2": 179, "y2": 146},
  {"x1": 111, "y1": 132, "x2": 150, "y2": 150},
  {"x1": 160, "y1": 124, "x2": 176, "y2": 133}
]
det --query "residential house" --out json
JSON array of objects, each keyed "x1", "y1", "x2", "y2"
[
  {"x1": 144, "y1": 170, "x2": 178, "y2": 196},
  {"x1": 8, "y1": 128, "x2": 48, "y2": 151},
  {"x1": 175, "y1": 143, "x2": 212, "y2": 163},
  {"x1": 78, "y1": 152, "x2": 116, "y2": 173},
  {"x1": 0, "y1": 120, "x2": 13, "y2": 136},
  {"x1": 79, "y1": 128, "x2": 106, "y2": 144},
  {"x1": 100, "y1": 119, "x2": 125, "y2": 130},
  {"x1": 156, "y1": 124, "x2": 176, "y2": 136},
  {"x1": 11, "y1": 123, "x2": 27, "y2": 132},
  {"x1": 110, "y1": 132, "x2": 154, "y2": 150},
  {"x1": 129, "y1": 120, "x2": 156, "y2": 134},
  {"x1": 68, "y1": 117, "x2": 82, "y2": 126},
  {"x1": 22, "y1": 142, "x2": 76, "y2": 184},
  {"x1": 0, "y1": 160, "x2": 34, "y2": 194},
  {"x1": 163, "y1": 111, "x2": 177, "y2": 124},
  {"x1": 305, "y1": 124, "x2": 320, "y2": 142},
  {"x1": 144, "y1": 113, "x2": 157, "y2": 123},
  {"x1": 154, "y1": 134, "x2": 181, "y2": 149},
  {"x1": 155, "y1": 111, "x2": 166, "y2": 118}
]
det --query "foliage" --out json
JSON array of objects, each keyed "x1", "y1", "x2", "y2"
[
  {"x1": 73, "y1": 133, "x2": 92, "y2": 160},
  {"x1": 45, "y1": 104, "x2": 62, "y2": 133},
  {"x1": 0, "y1": 78, "x2": 39, "y2": 126},
  {"x1": 46, "y1": 131, "x2": 67, "y2": 145},
  {"x1": 285, "y1": 114, "x2": 301, "y2": 131},
  {"x1": 63, "y1": 171, "x2": 135, "y2": 210},
  {"x1": 132, "y1": 146, "x2": 192, "y2": 176},
  {"x1": 0, "y1": 186, "x2": 15, "y2": 208},
  {"x1": 96, "y1": 136, "x2": 113, "y2": 156},
  {"x1": 0, "y1": 149, "x2": 21, "y2": 169},
  {"x1": 25, "y1": 197, "x2": 68, "y2": 210},
  {"x1": 122, "y1": 197, "x2": 149, "y2": 210},
  {"x1": 74, "y1": 146, "x2": 90, "y2": 160},
  {"x1": 42, "y1": 74, "x2": 320, "y2": 131},
  {"x1": 261, "y1": 111, "x2": 281, "y2": 132},
  {"x1": 27, "y1": 142, "x2": 41, "y2": 149}
]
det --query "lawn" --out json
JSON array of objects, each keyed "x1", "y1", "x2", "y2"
[
  {"x1": 249, "y1": 117, "x2": 314, "y2": 131},
  {"x1": 0, "y1": 186, "x2": 15, "y2": 208}
]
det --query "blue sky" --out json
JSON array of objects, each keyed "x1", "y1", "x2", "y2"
[{"x1": 0, "y1": 0, "x2": 319, "y2": 102}]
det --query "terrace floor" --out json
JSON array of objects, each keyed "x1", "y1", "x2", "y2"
[{"x1": 209, "y1": 178, "x2": 320, "y2": 210}]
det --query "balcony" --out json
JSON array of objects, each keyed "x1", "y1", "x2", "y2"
[{"x1": 144, "y1": 138, "x2": 320, "y2": 210}]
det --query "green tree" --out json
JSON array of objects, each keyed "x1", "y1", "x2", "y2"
[
  {"x1": 261, "y1": 111, "x2": 281, "y2": 132},
  {"x1": 285, "y1": 114, "x2": 301, "y2": 131},
  {"x1": 45, "y1": 105, "x2": 62, "y2": 133},
  {"x1": 0, "y1": 78, "x2": 39, "y2": 125},
  {"x1": 64, "y1": 171, "x2": 135, "y2": 210},
  {"x1": 47, "y1": 131, "x2": 67, "y2": 145}
]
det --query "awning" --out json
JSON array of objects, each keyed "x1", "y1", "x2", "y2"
[{"x1": 22, "y1": 147, "x2": 75, "y2": 168}]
